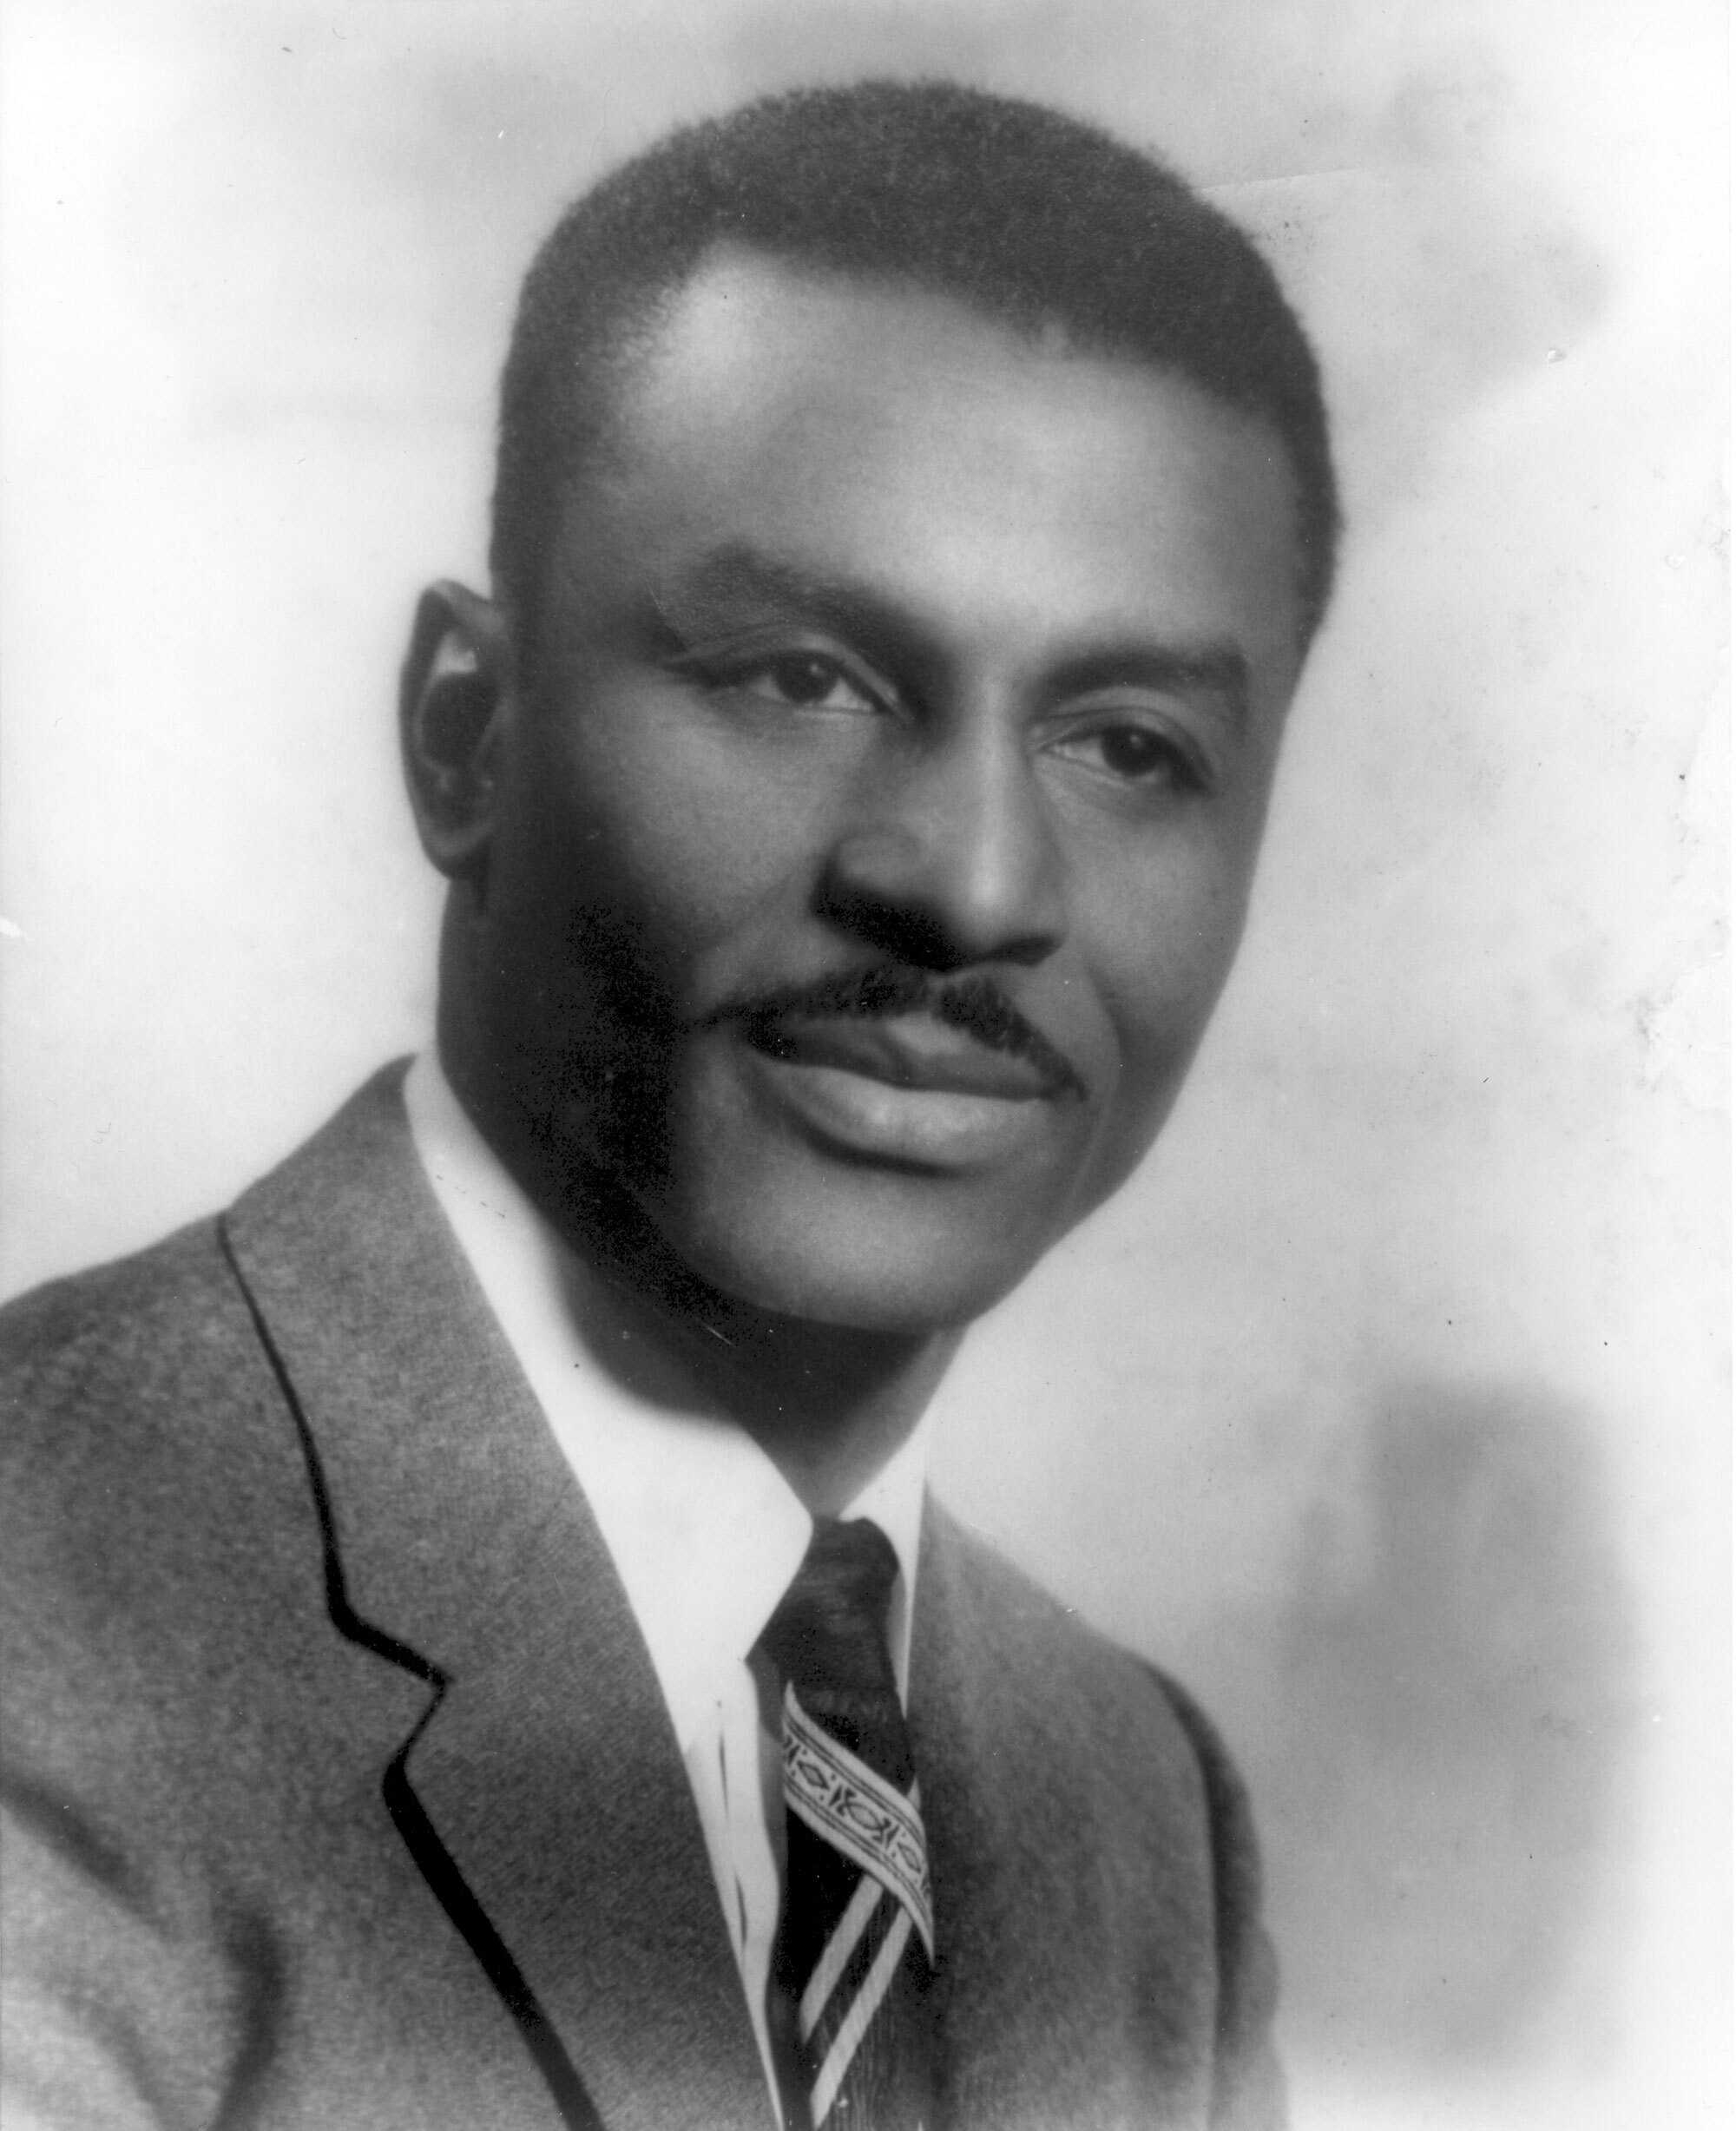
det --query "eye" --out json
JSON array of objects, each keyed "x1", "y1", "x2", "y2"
[
  {"x1": 1092, "y1": 727, "x2": 1178, "y2": 779},
  {"x1": 727, "y1": 652, "x2": 881, "y2": 715},
  {"x1": 1049, "y1": 717, "x2": 1209, "y2": 794}
]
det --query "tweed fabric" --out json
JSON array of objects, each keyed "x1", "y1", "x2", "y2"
[{"x1": 0, "y1": 1064, "x2": 1284, "y2": 2131}]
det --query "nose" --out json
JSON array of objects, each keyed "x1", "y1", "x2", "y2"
[{"x1": 818, "y1": 720, "x2": 1067, "y2": 970}]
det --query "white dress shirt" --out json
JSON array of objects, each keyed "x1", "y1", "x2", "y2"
[{"x1": 402, "y1": 1054, "x2": 930, "y2": 2120}]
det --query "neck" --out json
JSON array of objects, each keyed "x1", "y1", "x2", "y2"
[
  {"x1": 569, "y1": 1265, "x2": 960, "y2": 1516},
  {"x1": 436, "y1": 983, "x2": 958, "y2": 1518}
]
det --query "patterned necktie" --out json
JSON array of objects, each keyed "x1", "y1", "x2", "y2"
[{"x1": 760, "y1": 1518, "x2": 937, "y2": 2131}]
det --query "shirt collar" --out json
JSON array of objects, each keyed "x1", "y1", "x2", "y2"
[{"x1": 402, "y1": 1052, "x2": 930, "y2": 1746}]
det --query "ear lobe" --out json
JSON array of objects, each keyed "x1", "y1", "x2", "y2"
[{"x1": 399, "y1": 581, "x2": 510, "y2": 879}]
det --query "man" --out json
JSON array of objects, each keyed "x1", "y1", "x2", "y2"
[{"x1": 1, "y1": 79, "x2": 1337, "y2": 2131}]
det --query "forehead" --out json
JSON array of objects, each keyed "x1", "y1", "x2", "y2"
[{"x1": 554, "y1": 249, "x2": 1304, "y2": 682}]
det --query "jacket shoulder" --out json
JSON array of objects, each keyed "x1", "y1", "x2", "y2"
[
  {"x1": 0, "y1": 1058, "x2": 416, "y2": 1518},
  {"x1": 2, "y1": 1215, "x2": 244, "y2": 1391},
  {"x1": 1149, "y1": 1672, "x2": 1286, "y2": 2128},
  {"x1": 0, "y1": 1208, "x2": 384, "y2": 2128},
  {"x1": 924, "y1": 1502, "x2": 1286, "y2": 2128},
  {"x1": 0, "y1": 1218, "x2": 271, "y2": 1495},
  {"x1": 0, "y1": 1211, "x2": 325, "y2": 1680},
  {"x1": 925, "y1": 1500, "x2": 1210, "y2": 1769}
]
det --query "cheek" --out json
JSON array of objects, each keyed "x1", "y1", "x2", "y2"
[
  {"x1": 1078, "y1": 835, "x2": 1259, "y2": 1139},
  {"x1": 529, "y1": 698, "x2": 831, "y2": 977}
]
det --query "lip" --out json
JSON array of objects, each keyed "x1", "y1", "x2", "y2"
[
  {"x1": 733, "y1": 1012, "x2": 1075, "y2": 1170},
  {"x1": 746, "y1": 1012, "x2": 1069, "y2": 1102}
]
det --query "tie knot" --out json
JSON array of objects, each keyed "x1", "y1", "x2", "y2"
[{"x1": 760, "y1": 1518, "x2": 906, "y2": 1779}]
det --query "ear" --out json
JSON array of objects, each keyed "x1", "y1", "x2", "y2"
[{"x1": 398, "y1": 580, "x2": 512, "y2": 879}]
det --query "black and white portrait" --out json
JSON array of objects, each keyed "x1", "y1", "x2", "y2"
[{"x1": 1, "y1": 4, "x2": 1724, "y2": 2128}]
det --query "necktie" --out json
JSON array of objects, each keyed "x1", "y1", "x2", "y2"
[{"x1": 760, "y1": 1518, "x2": 937, "y2": 2131}]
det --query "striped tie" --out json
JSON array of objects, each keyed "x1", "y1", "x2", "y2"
[{"x1": 760, "y1": 1519, "x2": 937, "y2": 2131}]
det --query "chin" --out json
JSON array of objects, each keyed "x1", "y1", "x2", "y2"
[
  {"x1": 704, "y1": 1253, "x2": 1023, "y2": 1338},
  {"x1": 659, "y1": 1189, "x2": 1053, "y2": 1338}
]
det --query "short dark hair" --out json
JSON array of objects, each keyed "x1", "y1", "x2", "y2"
[{"x1": 493, "y1": 78, "x2": 1339, "y2": 657}]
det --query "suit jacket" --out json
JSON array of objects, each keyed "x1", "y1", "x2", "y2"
[{"x1": 0, "y1": 1067, "x2": 1281, "y2": 2131}]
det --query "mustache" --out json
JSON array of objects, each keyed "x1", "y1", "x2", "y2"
[{"x1": 710, "y1": 964, "x2": 1085, "y2": 1096}]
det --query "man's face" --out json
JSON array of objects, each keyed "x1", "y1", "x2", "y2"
[{"x1": 469, "y1": 249, "x2": 1305, "y2": 1333}]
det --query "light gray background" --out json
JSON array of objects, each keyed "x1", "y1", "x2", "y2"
[{"x1": 2, "y1": 3, "x2": 1726, "y2": 2125}]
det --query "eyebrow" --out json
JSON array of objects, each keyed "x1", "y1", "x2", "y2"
[
  {"x1": 660, "y1": 541, "x2": 1251, "y2": 734},
  {"x1": 1042, "y1": 643, "x2": 1249, "y2": 734},
  {"x1": 659, "y1": 544, "x2": 934, "y2": 676}
]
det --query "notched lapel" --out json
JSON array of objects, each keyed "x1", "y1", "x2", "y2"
[{"x1": 223, "y1": 1068, "x2": 770, "y2": 2131}]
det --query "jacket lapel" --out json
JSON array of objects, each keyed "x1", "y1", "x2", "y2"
[
  {"x1": 911, "y1": 1498, "x2": 1193, "y2": 2130},
  {"x1": 222, "y1": 1066, "x2": 770, "y2": 2131},
  {"x1": 909, "y1": 1497, "x2": 1058, "y2": 2111}
]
